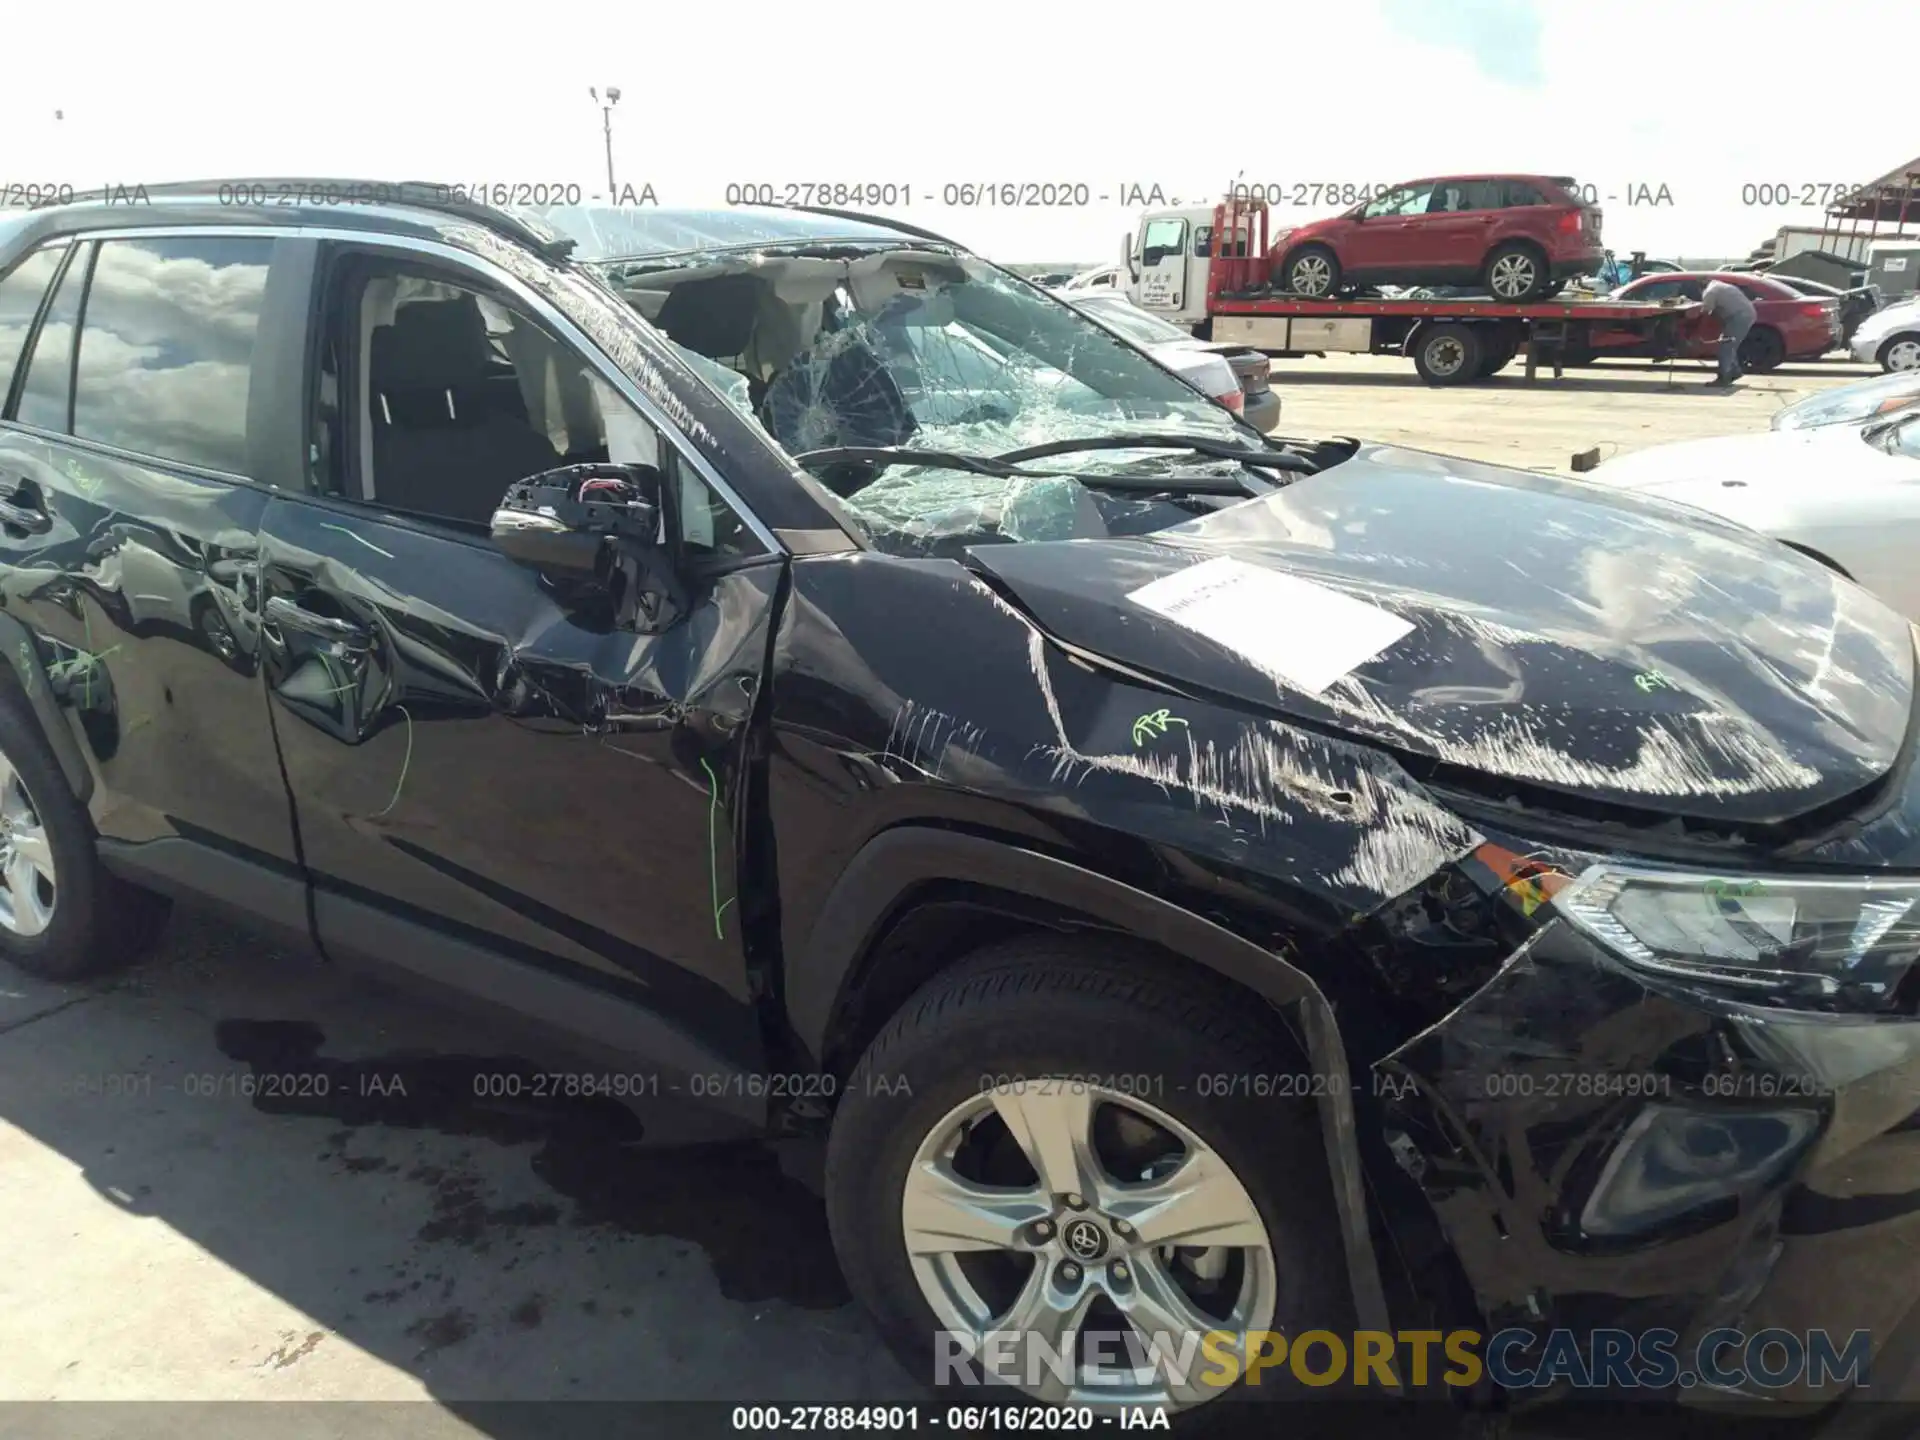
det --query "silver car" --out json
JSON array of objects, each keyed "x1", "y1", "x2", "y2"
[
  {"x1": 1850, "y1": 296, "x2": 1920, "y2": 372},
  {"x1": 1065, "y1": 292, "x2": 1282, "y2": 433},
  {"x1": 1773, "y1": 370, "x2": 1920, "y2": 430}
]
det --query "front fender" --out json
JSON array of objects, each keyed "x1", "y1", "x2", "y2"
[{"x1": 792, "y1": 823, "x2": 1394, "y2": 1346}]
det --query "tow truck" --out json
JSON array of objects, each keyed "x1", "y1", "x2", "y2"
[{"x1": 1122, "y1": 194, "x2": 1701, "y2": 385}]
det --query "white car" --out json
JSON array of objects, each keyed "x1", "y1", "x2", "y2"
[
  {"x1": 1590, "y1": 406, "x2": 1920, "y2": 619},
  {"x1": 1850, "y1": 295, "x2": 1920, "y2": 372},
  {"x1": 1057, "y1": 264, "x2": 1121, "y2": 292},
  {"x1": 1773, "y1": 370, "x2": 1920, "y2": 430},
  {"x1": 1062, "y1": 291, "x2": 1281, "y2": 432}
]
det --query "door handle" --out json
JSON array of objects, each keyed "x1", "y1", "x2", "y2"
[
  {"x1": 0, "y1": 477, "x2": 51, "y2": 535},
  {"x1": 264, "y1": 595, "x2": 372, "y2": 649}
]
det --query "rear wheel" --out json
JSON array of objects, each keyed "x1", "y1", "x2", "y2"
[
  {"x1": 1476, "y1": 331, "x2": 1521, "y2": 376},
  {"x1": 1282, "y1": 245, "x2": 1340, "y2": 298},
  {"x1": 1739, "y1": 325, "x2": 1786, "y2": 373},
  {"x1": 826, "y1": 937, "x2": 1350, "y2": 1414},
  {"x1": 1879, "y1": 334, "x2": 1920, "y2": 373},
  {"x1": 1482, "y1": 242, "x2": 1549, "y2": 301},
  {"x1": 1412, "y1": 322, "x2": 1483, "y2": 385},
  {"x1": 0, "y1": 686, "x2": 169, "y2": 980}
]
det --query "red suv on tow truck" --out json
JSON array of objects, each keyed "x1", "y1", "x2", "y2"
[{"x1": 1270, "y1": 174, "x2": 1605, "y2": 302}]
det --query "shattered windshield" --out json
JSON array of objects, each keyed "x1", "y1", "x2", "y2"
[{"x1": 585, "y1": 235, "x2": 1274, "y2": 557}]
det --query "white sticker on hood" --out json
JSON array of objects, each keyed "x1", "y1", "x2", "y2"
[{"x1": 1127, "y1": 557, "x2": 1414, "y2": 694}]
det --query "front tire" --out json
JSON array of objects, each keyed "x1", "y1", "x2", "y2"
[
  {"x1": 0, "y1": 684, "x2": 169, "y2": 980},
  {"x1": 1282, "y1": 246, "x2": 1341, "y2": 298},
  {"x1": 826, "y1": 937, "x2": 1351, "y2": 1414}
]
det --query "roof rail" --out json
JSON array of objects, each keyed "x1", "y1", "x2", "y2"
[{"x1": 29, "y1": 178, "x2": 578, "y2": 262}]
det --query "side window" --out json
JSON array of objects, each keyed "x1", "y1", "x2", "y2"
[
  {"x1": 1141, "y1": 219, "x2": 1186, "y2": 262},
  {"x1": 1633, "y1": 281, "x2": 1682, "y2": 302},
  {"x1": 1503, "y1": 181, "x2": 1545, "y2": 207},
  {"x1": 335, "y1": 259, "x2": 762, "y2": 560},
  {"x1": 0, "y1": 242, "x2": 69, "y2": 412},
  {"x1": 72, "y1": 236, "x2": 275, "y2": 473},
  {"x1": 1430, "y1": 182, "x2": 1493, "y2": 213},
  {"x1": 1378, "y1": 185, "x2": 1436, "y2": 217},
  {"x1": 15, "y1": 244, "x2": 87, "y2": 433},
  {"x1": 1194, "y1": 226, "x2": 1213, "y2": 258}
]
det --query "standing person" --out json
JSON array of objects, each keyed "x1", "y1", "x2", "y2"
[{"x1": 1700, "y1": 278, "x2": 1756, "y2": 387}]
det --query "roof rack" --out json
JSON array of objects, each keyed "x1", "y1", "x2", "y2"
[{"x1": 31, "y1": 179, "x2": 578, "y2": 262}]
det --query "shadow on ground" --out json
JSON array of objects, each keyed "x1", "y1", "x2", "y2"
[{"x1": 0, "y1": 906, "x2": 918, "y2": 1415}]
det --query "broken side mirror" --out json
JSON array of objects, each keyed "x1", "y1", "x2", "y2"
[{"x1": 491, "y1": 462, "x2": 688, "y2": 631}]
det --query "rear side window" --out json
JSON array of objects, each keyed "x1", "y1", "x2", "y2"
[
  {"x1": 72, "y1": 235, "x2": 275, "y2": 474},
  {"x1": 0, "y1": 242, "x2": 68, "y2": 409},
  {"x1": 15, "y1": 245, "x2": 87, "y2": 432},
  {"x1": 1503, "y1": 181, "x2": 1546, "y2": 206}
]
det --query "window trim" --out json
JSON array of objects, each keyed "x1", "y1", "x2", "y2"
[
  {"x1": 296, "y1": 229, "x2": 783, "y2": 558},
  {"x1": 3, "y1": 226, "x2": 309, "y2": 492},
  {"x1": 1, "y1": 239, "x2": 76, "y2": 421}
]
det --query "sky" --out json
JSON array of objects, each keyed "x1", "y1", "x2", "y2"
[{"x1": 4, "y1": 0, "x2": 1912, "y2": 267}]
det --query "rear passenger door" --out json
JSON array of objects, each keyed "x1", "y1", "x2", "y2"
[
  {"x1": 1421, "y1": 180, "x2": 1501, "y2": 276},
  {"x1": 255, "y1": 236, "x2": 785, "y2": 1100},
  {"x1": 0, "y1": 228, "x2": 310, "y2": 936}
]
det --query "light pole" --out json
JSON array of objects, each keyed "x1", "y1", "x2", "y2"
[{"x1": 589, "y1": 86, "x2": 621, "y2": 196}]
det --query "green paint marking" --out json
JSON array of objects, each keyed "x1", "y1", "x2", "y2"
[
  {"x1": 1131, "y1": 708, "x2": 1189, "y2": 747},
  {"x1": 1634, "y1": 669, "x2": 1677, "y2": 694},
  {"x1": 367, "y1": 706, "x2": 413, "y2": 819},
  {"x1": 700, "y1": 756, "x2": 735, "y2": 940},
  {"x1": 320, "y1": 523, "x2": 396, "y2": 560},
  {"x1": 18, "y1": 642, "x2": 34, "y2": 693},
  {"x1": 1705, "y1": 878, "x2": 1764, "y2": 904}
]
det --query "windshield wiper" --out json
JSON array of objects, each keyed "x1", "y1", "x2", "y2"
[
  {"x1": 793, "y1": 446, "x2": 1036, "y2": 478},
  {"x1": 994, "y1": 434, "x2": 1318, "y2": 474},
  {"x1": 792, "y1": 444, "x2": 1262, "y2": 498}
]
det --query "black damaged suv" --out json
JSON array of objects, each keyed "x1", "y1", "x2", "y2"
[{"x1": 3, "y1": 183, "x2": 1920, "y2": 1420}]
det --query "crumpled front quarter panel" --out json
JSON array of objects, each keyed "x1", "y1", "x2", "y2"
[{"x1": 767, "y1": 551, "x2": 1484, "y2": 965}]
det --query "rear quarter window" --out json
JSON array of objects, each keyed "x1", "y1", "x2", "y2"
[{"x1": 0, "y1": 242, "x2": 69, "y2": 413}]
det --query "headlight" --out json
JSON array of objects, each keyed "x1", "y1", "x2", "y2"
[{"x1": 1554, "y1": 864, "x2": 1920, "y2": 1008}]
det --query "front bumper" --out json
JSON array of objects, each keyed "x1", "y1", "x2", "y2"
[{"x1": 1378, "y1": 904, "x2": 1920, "y2": 1405}]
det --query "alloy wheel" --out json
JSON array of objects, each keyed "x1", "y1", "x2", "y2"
[
  {"x1": 1289, "y1": 254, "x2": 1333, "y2": 297},
  {"x1": 0, "y1": 749, "x2": 56, "y2": 938},
  {"x1": 1489, "y1": 253, "x2": 1537, "y2": 299},
  {"x1": 901, "y1": 1082, "x2": 1276, "y2": 1409}
]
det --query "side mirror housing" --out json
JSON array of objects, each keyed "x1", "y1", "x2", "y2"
[{"x1": 491, "y1": 462, "x2": 686, "y2": 630}]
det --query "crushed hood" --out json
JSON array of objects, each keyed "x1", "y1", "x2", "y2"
[{"x1": 968, "y1": 444, "x2": 1916, "y2": 827}]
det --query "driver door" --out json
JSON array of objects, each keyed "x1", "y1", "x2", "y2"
[
  {"x1": 257, "y1": 240, "x2": 784, "y2": 1102},
  {"x1": 1136, "y1": 218, "x2": 1188, "y2": 313},
  {"x1": 1344, "y1": 184, "x2": 1436, "y2": 275}
]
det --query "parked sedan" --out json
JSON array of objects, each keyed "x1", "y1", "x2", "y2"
[
  {"x1": 1851, "y1": 295, "x2": 1920, "y2": 372},
  {"x1": 1604, "y1": 272, "x2": 1840, "y2": 371},
  {"x1": 1065, "y1": 291, "x2": 1281, "y2": 432},
  {"x1": 1270, "y1": 174, "x2": 1604, "y2": 301},
  {"x1": 1592, "y1": 405, "x2": 1920, "y2": 618},
  {"x1": 1773, "y1": 370, "x2": 1920, "y2": 430},
  {"x1": 1767, "y1": 274, "x2": 1883, "y2": 343}
]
